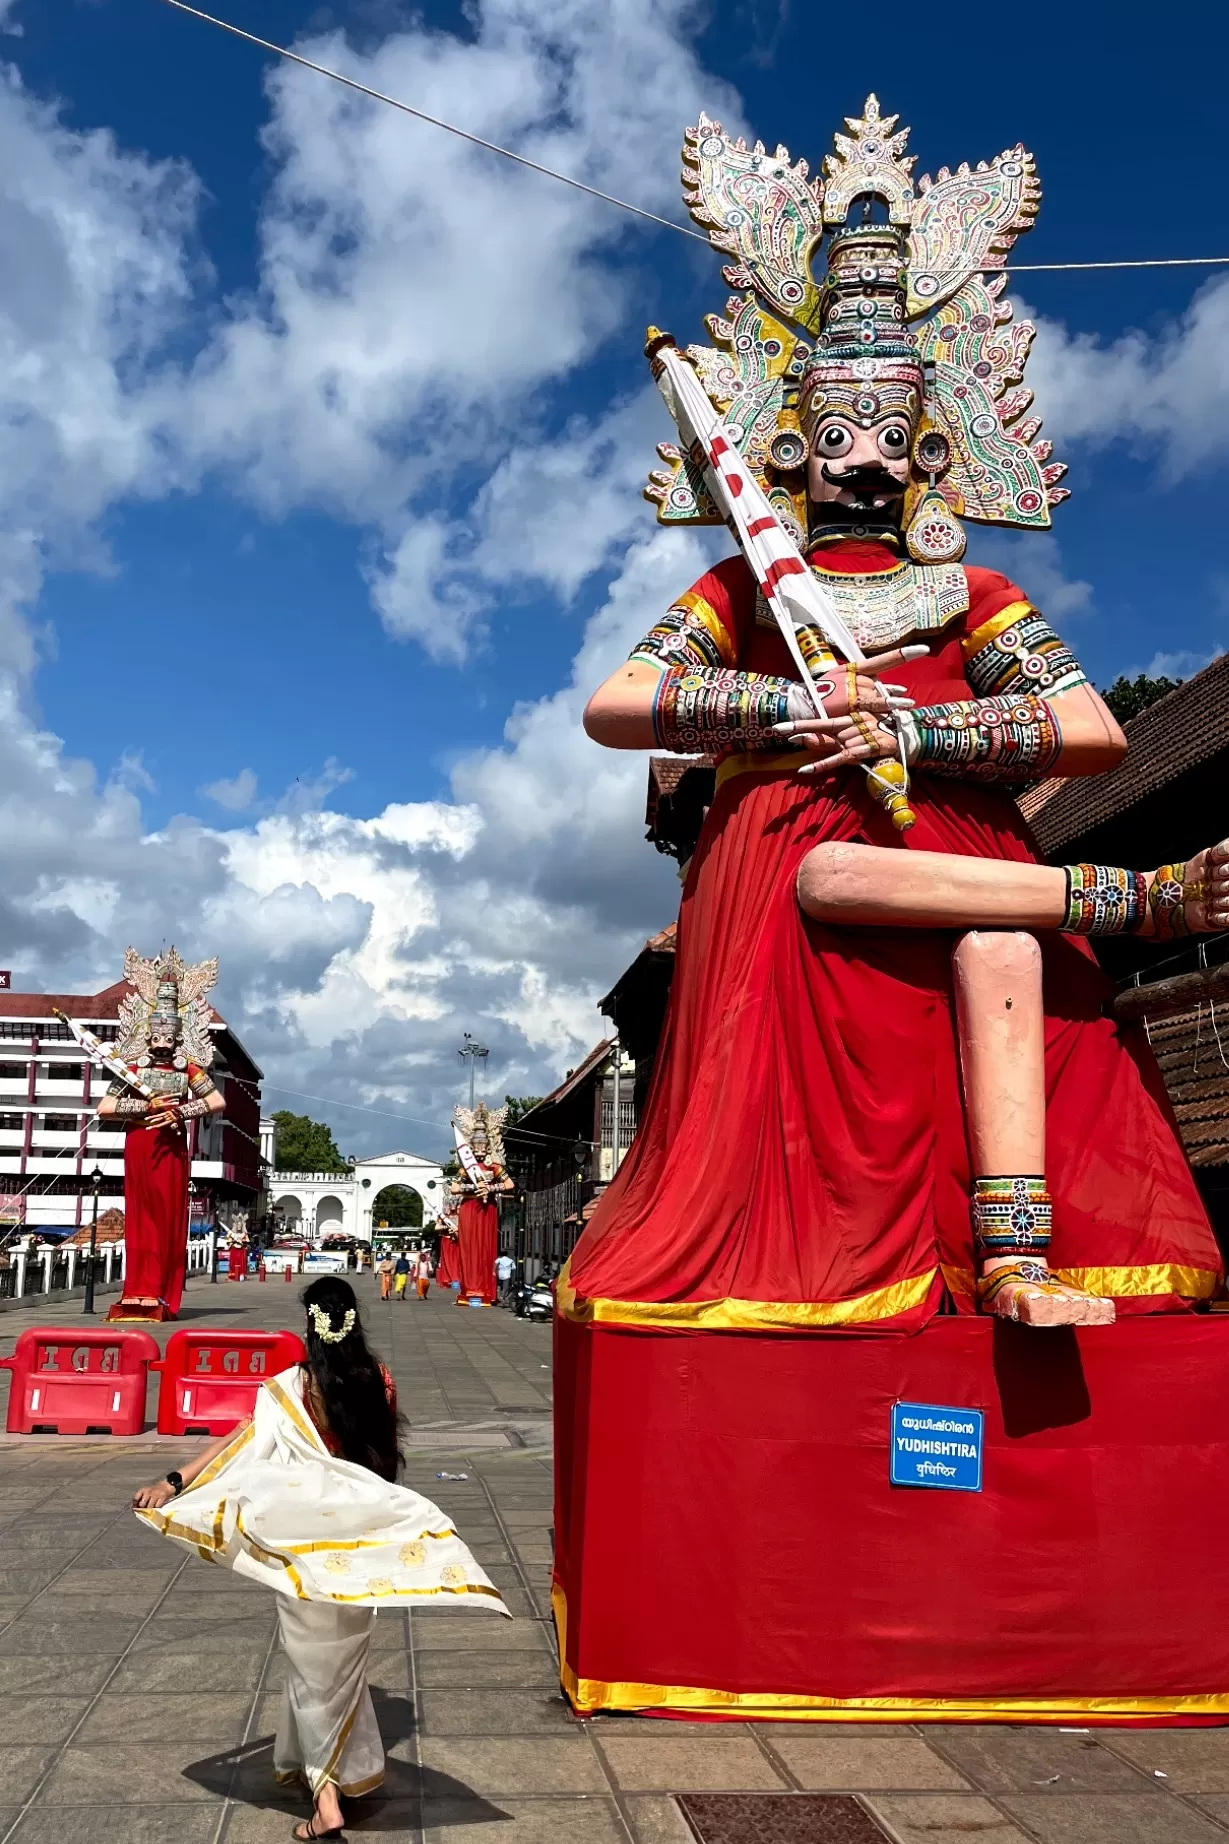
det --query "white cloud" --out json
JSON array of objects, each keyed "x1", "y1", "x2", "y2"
[{"x1": 202, "y1": 768, "x2": 258, "y2": 812}]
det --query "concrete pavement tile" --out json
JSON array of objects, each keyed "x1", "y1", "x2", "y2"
[
  {"x1": 512, "y1": 1537, "x2": 554, "y2": 1564},
  {"x1": 414, "y1": 1736, "x2": 607, "y2": 1796},
  {"x1": 55, "y1": 1568, "x2": 179, "y2": 1594},
  {"x1": 0, "y1": 1654, "x2": 118, "y2": 1696},
  {"x1": 0, "y1": 1748, "x2": 57, "y2": 1802},
  {"x1": 39, "y1": 1742, "x2": 221, "y2": 1804},
  {"x1": 0, "y1": 1615, "x2": 148, "y2": 1655},
  {"x1": 75, "y1": 1691, "x2": 253, "y2": 1742},
  {"x1": 624, "y1": 1794, "x2": 697, "y2": 1841},
  {"x1": 0, "y1": 1694, "x2": 91, "y2": 1743},
  {"x1": 6, "y1": 1806, "x2": 220, "y2": 1843},
  {"x1": 864, "y1": 1793, "x2": 1032, "y2": 1842},
  {"x1": 598, "y1": 1735, "x2": 787, "y2": 1793},
  {"x1": 109, "y1": 1642, "x2": 270, "y2": 1694},
  {"x1": 934, "y1": 1728, "x2": 1160, "y2": 1794},
  {"x1": 132, "y1": 1615, "x2": 275, "y2": 1654},
  {"x1": 0, "y1": 1566, "x2": 67, "y2": 1597},
  {"x1": 1191, "y1": 1796, "x2": 1229, "y2": 1825},
  {"x1": 768, "y1": 1737, "x2": 970, "y2": 1791},
  {"x1": 754, "y1": 1723, "x2": 920, "y2": 1737},
  {"x1": 416, "y1": 1688, "x2": 575, "y2": 1734},
  {"x1": 369, "y1": 1613, "x2": 410, "y2": 1650},
  {"x1": 410, "y1": 1615, "x2": 552, "y2": 1651},
  {"x1": 413, "y1": 1649, "x2": 560, "y2": 1689},
  {"x1": 45, "y1": 1592, "x2": 173, "y2": 1620},
  {"x1": 997, "y1": 1793, "x2": 1226, "y2": 1842},
  {"x1": 0, "y1": 1517, "x2": 112, "y2": 1550},
  {"x1": 423, "y1": 1796, "x2": 625, "y2": 1841},
  {"x1": 1108, "y1": 1732, "x2": 1229, "y2": 1791}
]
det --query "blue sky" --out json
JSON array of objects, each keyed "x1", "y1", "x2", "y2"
[{"x1": 2, "y1": 0, "x2": 1228, "y2": 1155}]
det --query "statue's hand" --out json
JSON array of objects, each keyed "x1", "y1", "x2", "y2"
[{"x1": 791, "y1": 711, "x2": 905, "y2": 779}]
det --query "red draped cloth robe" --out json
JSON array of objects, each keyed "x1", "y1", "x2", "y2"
[
  {"x1": 565, "y1": 542, "x2": 1224, "y2": 1330},
  {"x1": 458, "y1": 1176, "x2": 500, "y2": 1304},
  {"x1": 107, "y1": 1121, "x2": 190, "y2": 1322},
  {"x1": 436, "y1": 1233, "x2": 461, "y2": 1288}
]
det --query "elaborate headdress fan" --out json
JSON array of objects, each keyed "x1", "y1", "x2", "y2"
[
  {"x1": 452, "y1": 1101, "x2": 508, "y2": 1170},
  {"x1": 115, "y1": 945, "x2": 219, "y2": 1070},
  {"x1": 646, "y1": 95, "x2": 1065, "y2": 564}
]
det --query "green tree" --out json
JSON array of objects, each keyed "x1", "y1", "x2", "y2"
[
  {"x1": 271, "y1": 1111, "x2": 349, "y2": 1174},
  {"x1": 503, "y1": 1095, "x2": 543, "y2": 1129},
  {"x1": 1101, "y1": 672, "x2": 1182, "y2": 725},
  {"x1": 371, "y1": 1184, "x2": 423, "y2": 1229}
]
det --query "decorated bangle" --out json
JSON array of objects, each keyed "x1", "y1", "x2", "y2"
[
  {"x1": 630, "y1": 595, "x2": 732, "y2": 672},
  {"x1": 972, "y1": 1175, "x2": 1052, "y2": 1260},
  {"x1": 651, "y1": 666, "x2": 798, "y2": 754},
  {"x1": 897, "y1": 694, "x2": 1061, "y2": 782},
  {"x1": 963, "y1": 606, "x2": 1088, "y2": 701},
  {"x1": 179, "y1": 1097, "x2": 211, "y2": 1121},
  {"x1": 1062, "y1": 864, "x2": 1148, "y2": 936},
  {"x1": 112, "y1": 1096, "x2": 149, "y2": 1117}
]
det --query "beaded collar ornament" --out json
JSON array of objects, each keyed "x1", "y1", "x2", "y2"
[
  {"x1": 308, "y1": 1303, "x2": 356, "y2": 1343},
  {"x1": 114, "y1": 946, "x2": 219, "y2": 1072},
  {"x1": 645, "y1": 95, "x2": 1067, "y2": 566}
]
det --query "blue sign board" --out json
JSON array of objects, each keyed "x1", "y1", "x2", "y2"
[{"x1": 890, "y1": 1400, "x2": 984, "y2": 1492}]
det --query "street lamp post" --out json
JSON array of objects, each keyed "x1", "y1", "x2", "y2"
[
  {"x1": 458, "y1": 1032, "x2": 489, "y2": 1109},
  {"x1": 82, "y1": 1165, "x2": 103, "y2": 1316}
]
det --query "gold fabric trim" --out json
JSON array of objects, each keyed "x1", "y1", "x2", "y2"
[
  {"x1": 674, "y1": 590, "x2": 736, "y2": 667},
  {"x1": 713, "y1": 750, "x2": 803, "y2": 792},
  {"x1": 553, "y1": 1585, "x2": 1229, "y2": 1721},
  {"x1": 961, "y1": 599, "x2": 1033, "y2": 658},
  {"x1": 945, "y1": 1262, "x2": 1218, "y2": 1301},
  {"x1": 555, "y1": 1264, "x2": 938, "y2": 1331}
]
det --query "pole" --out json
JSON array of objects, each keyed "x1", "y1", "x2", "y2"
[
  {"x1": 611, "y1": 1038, "x2": 621, "y2": 1178},
  {"x1": 82, "y1": 1165, "x2": 102, "y2": 1315}
]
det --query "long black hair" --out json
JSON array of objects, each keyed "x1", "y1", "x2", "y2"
[{"x1": 300, "y1": 1277, "x2": 403, "y2": 1481}]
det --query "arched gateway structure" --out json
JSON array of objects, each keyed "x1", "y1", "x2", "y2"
[{"x1": 269, "y1": 1149, "x2": 444, "y2": 1243}]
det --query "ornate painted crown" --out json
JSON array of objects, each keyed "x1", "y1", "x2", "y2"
[
  {"x1": 646, "y1": 96, "x2": 1067, "y2": 564},
  {"x1": 115, "y1": 945, "x2": 219, "y2": 1071},
  {"x1": 453, "y1": 1101, "x2": 508, "y2": 1170}
]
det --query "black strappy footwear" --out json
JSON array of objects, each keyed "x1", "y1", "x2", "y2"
[{"x1": 291, "y1": 1819, "x2": 343, "y2": 1841}]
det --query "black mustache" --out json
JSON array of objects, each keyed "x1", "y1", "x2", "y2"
[{"x1": 821, "y1": 463, "x2": 906, "y2": 498}]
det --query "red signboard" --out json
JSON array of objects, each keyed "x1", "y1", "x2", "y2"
[
  {"x1": 0, "y1": 972, "x2": 9, "y2": 990},
  {"x1": 0, "y1": 1326, "x2": 159, "y2": 1434},
  {"x1": 152, "y1": 1326, "x2": 307, "y2": 1435}
]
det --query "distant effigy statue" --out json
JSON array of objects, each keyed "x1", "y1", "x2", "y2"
[
  {"x1": 83, "y1": 947, "x2": 226, "y2": 1320},
  {"x1": 450, "y1": 1103, "x2": 513, "y2": 1307},
  {"x1": 575, "y1": 96, "x2": 1227, "y2": 1333}
]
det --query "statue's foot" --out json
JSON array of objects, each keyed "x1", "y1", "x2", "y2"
[
  {"x1": 977, "y1": 1261, "x2": 1116, "y2": 1326},
  {"x1": 1138, "y1": 840, "x2": 1229, "y2": 938}
]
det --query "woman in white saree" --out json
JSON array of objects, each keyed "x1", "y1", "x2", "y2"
[{"x1": 133, "y1": 1277, "x2": 508, "y2": 1840}]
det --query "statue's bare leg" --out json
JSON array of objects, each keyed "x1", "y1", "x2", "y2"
[
  {"x1": 951, "y1": 930, "x2": 1113, "y2": 1325},
  {"x1": 797, "y1": 837, "x2": 1229, "y2": 1325}
]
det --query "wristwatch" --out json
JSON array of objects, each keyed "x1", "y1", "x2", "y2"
[{"x1": 165, "y1": 1471, "x2": 184, "y2": 1496}]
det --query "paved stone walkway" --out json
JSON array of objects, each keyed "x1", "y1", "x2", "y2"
[{"x1": 1, "y1": 1278, "x2": 1228, "y2": 1842}]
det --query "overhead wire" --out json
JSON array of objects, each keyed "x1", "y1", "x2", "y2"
[{"x1": 158, "y1": 0, "x2": 1229, "y2": 280}]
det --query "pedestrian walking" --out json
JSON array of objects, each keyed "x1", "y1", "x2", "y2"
[
  {"x1": 495, "y1": 1250, "x2": 516, "y2": 1305},
  {"x1": 414, "y1": 1249, "x2": 432, "y2": 1299},
  {"x1": 376, "y1": 1252, "x2": 394, "y2": 1300},
  {"x1": 132, "y1": 1277, "x2": 508, "y2": 1840},
  {"x1": 393, "y1": 1250, "x2": 411, "y2": 1300}
]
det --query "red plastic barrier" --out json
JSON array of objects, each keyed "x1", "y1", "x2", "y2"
[
  {"x1": 0, "y1": 1326, "x2": 160, "y2": 1435},
  {"x1": 152, "y1": 1327, "x2": 307, "y2": 1435}
]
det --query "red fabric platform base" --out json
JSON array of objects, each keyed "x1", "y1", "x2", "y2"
[{"x1": 553, "y1": 1313, "x2": 1229, "y2": 1723}]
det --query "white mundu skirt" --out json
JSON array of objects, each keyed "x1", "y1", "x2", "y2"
[{"x1": 275, "y1": 1598, "x2": 384, "y2": 1797}]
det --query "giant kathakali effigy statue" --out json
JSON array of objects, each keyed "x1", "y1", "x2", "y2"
[
  {"x1": 554, "y1": 99, "x2": 1229, "y2": 1722},
  {"x1": 450, "y1": 1102, "x2": 513, "y2": 1306},
  {"x1": 66, "y1": 947, "x2": 226, "y2": 1321}
]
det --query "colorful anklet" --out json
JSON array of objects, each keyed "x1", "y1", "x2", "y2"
[
  {"x1": 651, "y1": 666, "x2": 797, "y2": 754},
  {"x1": 972, "y1": 1175, "x2": 1052, "y2": 1260},
  {"x1": 1062, "y1": 864, "x2": 1148, "y2": 936}
]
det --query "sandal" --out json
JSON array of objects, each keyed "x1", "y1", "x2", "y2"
[{"x1": 291, "y1": 1821, "x2": 343, "y2": 1841}]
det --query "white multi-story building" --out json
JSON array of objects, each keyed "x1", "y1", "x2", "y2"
[
  {"x1": 0, "y1": 981, "x2": 265, "y2": 1236},
  {"x1": 268, "y1": 1150, "x2": 446, "y2": 1243}
]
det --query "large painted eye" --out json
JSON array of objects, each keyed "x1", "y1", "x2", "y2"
[
  {"x1": 877, "y1": 424, "x2": 910, "y2": 458},
  {"x1": 816, "y1": 424, "x2": 853, "y2": 457}
]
